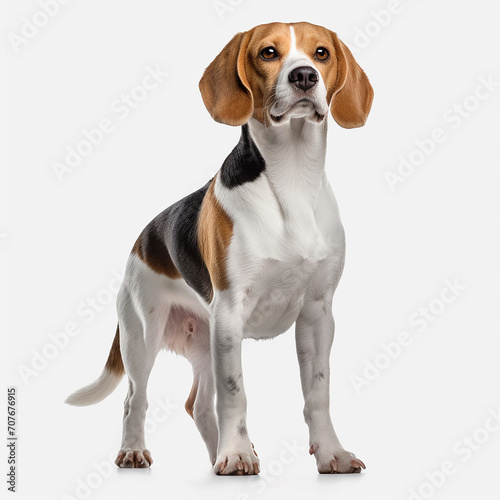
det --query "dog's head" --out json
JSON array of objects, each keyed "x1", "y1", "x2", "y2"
[{"x1": 199, "y1": 22, "x2": 373, "y2": 128}]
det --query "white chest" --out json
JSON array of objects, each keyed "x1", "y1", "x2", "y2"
[
  {"x1": 224, "y1": 187, "x2": 333, "y2": 338},
  {"x1": 213, "y1": 117, "x2": 344, "y2": 338},
  {"x1": 242, "y1": 252, "x2": 325, "y2": 338}
]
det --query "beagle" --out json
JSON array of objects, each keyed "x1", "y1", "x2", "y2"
[{"x1": 66, "y1": 21, "x2": 373, "y2": 475}]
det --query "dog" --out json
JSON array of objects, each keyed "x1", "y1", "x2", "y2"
[{"x1": 66, "y1": 21, "x2": 373, "y2": 475}]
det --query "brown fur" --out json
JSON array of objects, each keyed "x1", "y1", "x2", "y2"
[
  {"x1": 199, "y1": 32, "x2": 254, "y2": 126},
  {"x1": 199, "y1": 23, "x2": 291, "y2": 126},
  {"x1": 199, "y1": 21, "x2": 373, "y2": 129},
  {"x1": 132, "y1": 230, "x2": 181, "y2": 279},
  {"x1": 184, "y1": 377, "x2": 199, "y2": 419},
  {"x1": 198, "y1": 178, "x2": 233, "y2": 295},
  {"x1": 104, "y1": 325, "x2": 125, "y2": 375},
  {"x1": 328, "y1": 34, "x2": 374, "y2": 128}
]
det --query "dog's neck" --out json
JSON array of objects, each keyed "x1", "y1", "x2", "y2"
[{"x1": 247, "y1": 117, "x2": 328, "y2": 210}]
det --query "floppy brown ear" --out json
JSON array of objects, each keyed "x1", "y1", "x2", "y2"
[
  {"x1": 199, "y1": 32, "x2": 254, "y2": 126},
  {"x1": 330, "y1": 34, "x2": 374, "y2": 129}
]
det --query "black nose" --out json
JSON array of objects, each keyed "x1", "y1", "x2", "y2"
[{"x1": 288, "y1": 66, "x2": 319, "y2": 91}]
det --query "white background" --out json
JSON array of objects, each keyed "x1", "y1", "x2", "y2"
[{"x1": 2, "y1": 1, "x2": 500, "y2": 499}]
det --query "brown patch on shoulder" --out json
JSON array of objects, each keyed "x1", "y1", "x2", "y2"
[
  {"x1": 185, "y1": 377, "x2": 199, "y2": 419},
  {"x1": 198, "y1": 178, "x2": 233, "y2": 292},
  {"x1": 132, "y1": 228, "x2": 181, "y2": 279}
]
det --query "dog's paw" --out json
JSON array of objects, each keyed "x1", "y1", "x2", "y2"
[
  {"x1": 115, "y1": 449, "x2": 153, "y2": 468},
  {"x1": 310, "y1": 445, "x2": 365, "y2": 474},
  {"x1": 214, "y1": 444, "x2": 260, "y2": 475}
]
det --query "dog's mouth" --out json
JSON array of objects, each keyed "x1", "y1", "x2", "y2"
[{"x1": 269, "y1": 98, "x2": 326, "y2": 124}]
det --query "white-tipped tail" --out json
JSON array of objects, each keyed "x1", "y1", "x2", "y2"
[
  {"x1": 65, "y1": 368, "x2": 123, "y2": 406},
  {"x1": 66, "y1": 325, "x2": 125, "y2": 406}
]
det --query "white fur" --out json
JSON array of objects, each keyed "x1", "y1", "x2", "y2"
[
  {"x1": 114, "y1": 255, "x2": 217, "y2": 466},
  {"x1": 214, "y1": 117, "x2": 336, "y2": 339},
  {"x1": 65, "y1": 370, "x2": 123, "y2": 406}
]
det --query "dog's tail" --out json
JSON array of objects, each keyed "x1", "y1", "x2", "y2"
[{"x1": 65, "y1": 325, "x2": 125, "y2": 406}]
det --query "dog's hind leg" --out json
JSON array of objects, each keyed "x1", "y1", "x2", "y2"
[
  {"x1": 193, "y1": 368, "x2": 218, "y2": 465},
  {"x1": 114, "y1": 286, "x2": 164, "y2": 468},
  {"x1": 170, "y1": 307, "x2": 218, "y2": 465}
]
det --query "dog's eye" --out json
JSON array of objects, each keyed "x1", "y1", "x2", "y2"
[
  {"x1": 260, "y1": 47, "x2": 278, "y2": 60},
  {"x1": 315, "y1": 47, "x2": 329, "y2": 61}
]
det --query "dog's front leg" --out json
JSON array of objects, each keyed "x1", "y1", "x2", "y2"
[
  {"x1": 211, "y1": 302, "x2": 260, "y2": 475},
  {"x1": 295, "y1": 301, "x2": 365, "y2": 474}
]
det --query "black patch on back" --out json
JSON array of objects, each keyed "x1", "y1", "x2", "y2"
[
  {"x1": 219, "y1": 124, "x2": 266, "y2": 189},
  {"x1": 140, "y1": 181, "x2": 213, "y2": 303},
  {"x1": 165, "y1": 182, "x2": 214, "y2": 302}
]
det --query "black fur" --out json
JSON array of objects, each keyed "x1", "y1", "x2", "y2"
[
  {"x1": 164, "y1": 182, "x2": 214, "y2": 302},
  {"x1": 139, "y1": 181, "x2": 213, "y2": 303},
  {"x1": 219, "y1": 124, "x2": 266, "y2": 189}
]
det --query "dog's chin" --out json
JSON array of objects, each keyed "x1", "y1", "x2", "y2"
[{"x1": 269, "y1": 100, "x2": 327, "y2": 125}]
